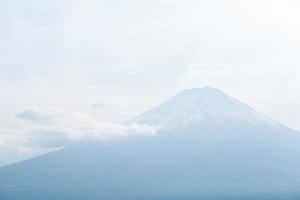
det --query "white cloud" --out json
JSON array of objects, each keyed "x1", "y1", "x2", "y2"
[{"x1": 0, "y1": 106, "x2": 158, "y2": 166}]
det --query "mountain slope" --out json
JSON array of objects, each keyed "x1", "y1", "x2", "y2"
[{"x1": 1, "y1": 87, "x2": 300, "y2": 200}]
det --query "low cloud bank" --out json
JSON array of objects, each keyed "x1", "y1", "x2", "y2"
[{"x1": 0, "y1": 107, "x2": 158, "y2": 166}]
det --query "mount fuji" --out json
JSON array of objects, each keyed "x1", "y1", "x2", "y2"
[
  {"x1": 129, "y1": 87, "x2": 285, "y2": 132},
  {"x1": 1, "y1": 87, "x2": 300, "y2": 200}
]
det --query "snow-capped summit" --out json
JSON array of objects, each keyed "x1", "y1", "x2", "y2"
[{"x1": 130, "y1": 87, "x2": 279, "y2": 132}]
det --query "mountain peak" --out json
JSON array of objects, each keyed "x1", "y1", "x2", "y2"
[
  {"x1": 180, "y1": 86, "x2": 223, "y2": 95},
  {"x1": 182, "y1": 86, "x2": 220, "y2": 92},
  {"x1": 129, "y1": 87, "x2": 278, "y2": 131},
  {"x1": 173, "y1": 87, "x2": 225, "y2": 100}
]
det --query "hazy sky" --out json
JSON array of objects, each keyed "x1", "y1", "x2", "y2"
[{"x1": 1, "y1": 0, "x2": 300, "y2": 165}]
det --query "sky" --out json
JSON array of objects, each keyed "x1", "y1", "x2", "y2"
[{"x1": 1, "y1": 0, "x2": 300, "y2": 166}]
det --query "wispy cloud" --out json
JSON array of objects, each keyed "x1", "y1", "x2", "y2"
[{"x1": 0, "y1": 106, "x2": 158, "y2": 166}]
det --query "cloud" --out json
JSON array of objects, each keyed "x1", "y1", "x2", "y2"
[
  {"x1": 16, "y1": 106, "x2": 158, "y2": 139},
  {"x1": 0, "y1": 106, "x2": 158, "y2": 166},
  {"x1": 16, "y1": 107, "x2": 62, "y2": 124}
]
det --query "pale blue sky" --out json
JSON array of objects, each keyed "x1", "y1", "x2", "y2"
[{"x1": 1, "y1": 0, "x2": 300, "y2": 165}]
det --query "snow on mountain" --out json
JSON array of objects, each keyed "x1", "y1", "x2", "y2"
[{"x1": 129, "y1": 87, "x2": 283, "y2": 132}]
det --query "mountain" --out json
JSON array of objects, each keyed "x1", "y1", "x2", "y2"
[
  {"x1": 129, "y1": 87, "x2": 284, "y2": 132},
  {"x1": 1, "y1": 87, "x2": 300, "y2": 200}
]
